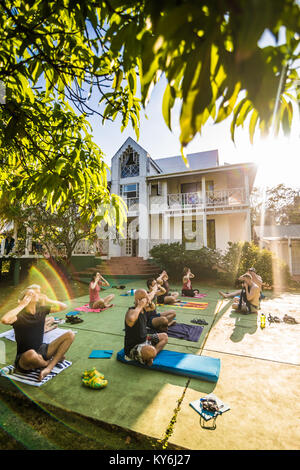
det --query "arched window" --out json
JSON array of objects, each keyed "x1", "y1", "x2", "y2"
[{"x1": 120, "y1": 146, "x2": 139, "y2": 178}]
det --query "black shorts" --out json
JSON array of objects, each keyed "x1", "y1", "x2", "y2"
[
  {"x1": 147, "y1": 312, "x2": 161, "y2": 328},
  {"x1": 157, "y1": 294, "x2": 166, "y2": 304},
  {"x1": 181, "y1": 289, "x2": 199, "y2": 297},
  {"x1": 14, "y1": 343, "x2": 49, "y2": 373}
]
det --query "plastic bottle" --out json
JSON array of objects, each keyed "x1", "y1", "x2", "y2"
[{"x1": 260, "y1": 313, "x2": 266, "y2": 329}]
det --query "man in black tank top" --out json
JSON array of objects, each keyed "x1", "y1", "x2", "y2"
[{"x1": 124, "y1": 288, "x2": 168, "y2": 366}]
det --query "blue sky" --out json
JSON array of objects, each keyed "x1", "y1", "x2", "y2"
[
  {"x1": 86, "y1": 27, "x2": 300, "y2": 190},
  {"x1": 87, "y1": 74, "x2": 300, "y2": 190}
]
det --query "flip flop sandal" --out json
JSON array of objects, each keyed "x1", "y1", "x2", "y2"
[
  {"x1": 191, "y1": 319, "x2": 208, "y2": 325},
  {"x1": 82, "y1": 367, "x2": 105, "y2": 380},
  {"x1": 69, "y1": 316, "x2": 83, "y2": 324},
  {"x1": 283, "y1": 314, "x2": 298, "y2": 324},
  {"x1": 82, "y1": 376, "x2": 108, "y2": 390},
  {"x1": 268, "y1": 314, "x2": 281, "y2": 323}
]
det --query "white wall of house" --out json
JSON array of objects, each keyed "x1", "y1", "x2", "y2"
[
  {"x1": 264, "y1": 239, "x2": 300, "y2": 276},
  {"x1": 104, "y1": 138, "x2": 255, "y2": 259}
]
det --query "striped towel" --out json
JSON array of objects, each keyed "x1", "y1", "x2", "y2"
[
  {"x1": 0, "y1": 360, "x2": 72, "y2": 387},
  {"x1": 158, "y1": 301, "x2": 208, "y2": 310}
]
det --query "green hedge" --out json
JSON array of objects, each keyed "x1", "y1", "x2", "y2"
[
  {"x1": 219, "y1": 241, "x2": 290, "y2": 287},
  {"x1": 149, "y1": 242, "x2": 222, "y2": 281},
  {"x1": 149, "y1": 241, "x2": 291, "y2": 287}
]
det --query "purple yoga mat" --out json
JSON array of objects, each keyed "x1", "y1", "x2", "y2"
[{"x1": 167, "y1": 323, "x2": 203, "y2": 342}]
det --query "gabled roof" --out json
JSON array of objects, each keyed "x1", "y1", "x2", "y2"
[
  {"x1": 154, "y1": 150, "x2": 219, "y2": 173},
  {"x1": 254, "y1": 225, "x2": 300, "y2": 239}
]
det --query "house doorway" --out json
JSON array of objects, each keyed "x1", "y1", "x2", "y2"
[{"x1": 125, "y1": 218, "x2": 139, "y2": 257}]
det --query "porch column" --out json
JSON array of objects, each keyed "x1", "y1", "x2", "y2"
[
  {"x1": 288, "y1": 237, "x2": 293, "y2": 275},
  {"x1": 138, "y1": 180, "x2": 149, "y2": 258},
  {"x1": 162, "y1": 214, "x2": 170, "y2": 242},
  {"x1": 24, "y1": 226, "x2": 32, "y2": 256},
  {"x1": 13, "y1": 221, "x2": 18, "y2": 254},
  {"x1": 202, "y1": 176, "x2": 207, "y2": 247},
  {"x1": 161, "y1": 180, "x2": 168, "y2": 211},
  {"x1": 244, "y1": 172, "x2": 250, "y2": 204},
  {"x1": 246, "y1": 208, "x2": 252, "y2": 241}
]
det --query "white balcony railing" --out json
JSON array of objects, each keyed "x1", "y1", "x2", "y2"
[
  {"x1": 125, "y1": 197, "x2": 139, "y2": 211},
  {"x1": 206, "y1": 188, "x2": 246, "y2": 207},
  {"x1": 150, "y1": 188, "x2": 247, "y2": 212}
]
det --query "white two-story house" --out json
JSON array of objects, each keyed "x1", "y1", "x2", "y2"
[{"x1": 103, "y1": 137, "x2": 257, "y2": 259}]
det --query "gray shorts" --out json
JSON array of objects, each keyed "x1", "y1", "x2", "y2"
[{"x1": 126, "y1": 334, "x2": 159, "y2": 365}]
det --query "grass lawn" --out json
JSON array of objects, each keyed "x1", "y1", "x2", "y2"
[{"x1": 0, "y1": 276, "x2": 161, "y2": 450}]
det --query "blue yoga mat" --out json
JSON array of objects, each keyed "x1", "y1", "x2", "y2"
[
  {"x1": 117, "y1": 349, "x2": 220, "y2": 383},
  {"x1": 89, "y1": 350, "x2": 113, "y2": 359}
]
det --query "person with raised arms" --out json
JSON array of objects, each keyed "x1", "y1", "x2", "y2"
[
  {"x1": 146, "y1": 277, "x2": 176, "y2": 331},
  {"x1": 124, "y1": 287, "x2": 168, "y2": 367},
  {"x1": 181, "y1": 267, "x2": 200, "y2": 297},
  {"x1": 156, "y1": 271, "x2": 179, "y2": 305},
  {"x1": 89, "y1": 272, "x2": 115, "y2": 309},
  {"x1": 232, "y1": 273, "x2": 260, "y2": 314},
  {"x1": 1, "y1": 287, "x2": 75, "y2": 381}
]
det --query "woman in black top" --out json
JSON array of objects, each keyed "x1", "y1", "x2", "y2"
[
  {"x1": 156, "y1": 272, "x2": 179, "y2": 305},
  {"x1": 146, "y1": 278, "x2": 176, "y2": 331}
]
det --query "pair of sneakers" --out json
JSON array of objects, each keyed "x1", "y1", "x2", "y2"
[{"x1": 81, "y1": 367, "x2": 108, "y2": 389}]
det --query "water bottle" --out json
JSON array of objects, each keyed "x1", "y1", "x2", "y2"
[{"x1": 260, "y1": 313, "x2": 266, "y2": 329}]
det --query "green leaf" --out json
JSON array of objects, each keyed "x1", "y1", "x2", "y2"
[{"x1": 162, "y1": 83, "x2": 175, "y2": 130}]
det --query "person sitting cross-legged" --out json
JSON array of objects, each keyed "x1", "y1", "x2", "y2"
[
  {"x1": 146, "y1": 278, "x2": 176, "y2": 331},
  {"x1": 1, "y1": 287, "x2": 75, "y2": 381},
  {"x1": 219, "y1": 267, "x2": 263, "y2": 300},
  {"x1": 181, "y1": 267, "x2": 200, "y2": 297},
  {"x1": 232, "y1": 273, "x2": 260, "y2": 314},
  {"x1": 124, "y1": 287, "x2": 168, "y2": 367},
  {"x1": 25, "y1": 283, "x2": 67, "y2": 333},
  {"x1": 89, "y1": 272, "x2": 115, "y2": 309},
  {"x1": 156, "y1": 272, "x2": 179, "y2": 305}
]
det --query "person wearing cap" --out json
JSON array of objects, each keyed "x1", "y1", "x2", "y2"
[
  {"x1": 219, "y1": 267, "x2": 263, "y2": 299},
  {"x1": 232, "y1": 273, "x2": 260, "y2": 314}
]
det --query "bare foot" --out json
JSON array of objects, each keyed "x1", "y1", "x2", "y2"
[
  {"x1": 219, "y1": 291, "x2": 228, "y2": 298},
  {"x1": 39, "y1": 366, "x2": 52, "y2": 381}
]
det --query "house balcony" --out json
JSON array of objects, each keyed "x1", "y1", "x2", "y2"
[
  {"x1": 125, "y1": 197, "x2": 139, "y2": 214},
  {"x1": 149, "y1": 187, "x2": 248, "y2": 214}
]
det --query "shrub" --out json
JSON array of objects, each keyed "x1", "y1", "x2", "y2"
[
  {"x1": 149, "y1": 243, "x2": 222, "y2": 281},
  {"x1": 220, "y1": 241, "x2": 291, "y2": 287}
]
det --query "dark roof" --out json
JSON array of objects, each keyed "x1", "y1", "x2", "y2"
[
  {"x1": 154, "y1": 150, "x2": 219, "y2": 174},
  {"x1": 254, "y1": 225, "x2": 300, "y2": 239}
]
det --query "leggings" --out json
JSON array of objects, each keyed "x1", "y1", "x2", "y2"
[{"x1": 181, "y1": 288, "x2": 199, "y2": 297}]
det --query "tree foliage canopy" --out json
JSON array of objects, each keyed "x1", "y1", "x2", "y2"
[
  {"x1": 104, "y1": 0, "x2": 299, "y2": 161},
  {"x1": 0, "y1": 0, "x2": 299, "y2": 223},
  {"x1": 251, "y1": 184, "x2": 300, "y2": 226}
]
